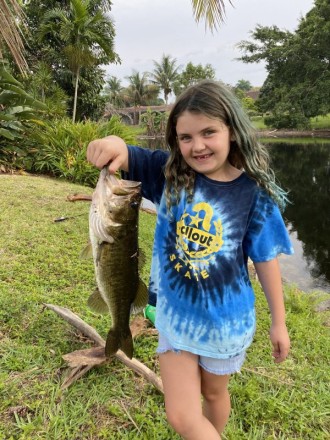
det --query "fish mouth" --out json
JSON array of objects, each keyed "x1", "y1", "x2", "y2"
[{"x1": 101, "y1": 170, "x2": 141, "y2": 195}]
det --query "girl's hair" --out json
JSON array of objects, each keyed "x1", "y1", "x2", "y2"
[{"x1": 164, "y1": 79, "x2": 288, "y2": 211}]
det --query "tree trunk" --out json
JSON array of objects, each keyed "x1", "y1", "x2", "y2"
[{"x1": 72, "y1": 66, "x2": 80, "y2": 123}]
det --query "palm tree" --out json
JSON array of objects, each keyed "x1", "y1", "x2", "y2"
[
  {"x1": 125, "y1": 71, "x2": 159, "y2": 124},
  {"x1": 0, "y1": 0, "x2": 28, "y2": 74},
  {"x1": 191, "y1": 0, "x2": 230, "y2": 31},
  {"x1": 103, "y1": 75, "x2": 125, "y2": 108},
  {"x1": 151, "y1": 54, "x2": 180, "y2": 105},
  {"x1": 39, "y1": 0, "x2": 118, "y2": 122}
]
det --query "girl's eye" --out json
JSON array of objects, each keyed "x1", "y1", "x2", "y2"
[
  {"x1": 204, "y1": 130, "x2": 215, "y2": 136},
  {"x1": 178, "y1": 135, "x2": 191, "y2": 142}
]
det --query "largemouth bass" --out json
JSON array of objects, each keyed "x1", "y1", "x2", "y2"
[{"x1": 83, "y1": 168, "x2": 148, "y2": 359}]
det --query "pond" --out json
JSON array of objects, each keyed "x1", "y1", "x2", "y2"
[
  {"x1": 269, "y1": 141, "x2": 330, "y2": 294},
  {"x1": 139, "y1": 137, "x2": 330, "y2": 294}
]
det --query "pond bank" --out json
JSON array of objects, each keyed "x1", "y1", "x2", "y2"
[{"x1": 258, "y1": 129, "x2": 330, "y2": 138}]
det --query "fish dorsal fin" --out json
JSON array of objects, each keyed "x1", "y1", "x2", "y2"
[
  {"x1": 87, "y1": 288, "x2": 109, "y2": 314},
  {"x1": 131, "y1": 278, "x2": 148, "y2": 314},
  {"x1": 80, "y1": 242, "x2": 93, "y2": 259}
]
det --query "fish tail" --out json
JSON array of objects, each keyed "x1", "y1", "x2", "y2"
[{"x1": 105, "y1": 328, "x2": 133, "y2": 359}]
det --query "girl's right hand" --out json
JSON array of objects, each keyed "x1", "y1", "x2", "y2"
[{"x1": 86, "y1": 135, "x2": 129, "y2": 173}]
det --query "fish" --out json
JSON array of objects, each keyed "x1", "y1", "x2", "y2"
[{"x1": 82, "y1": 168, "x2": 148, "y2": 359}]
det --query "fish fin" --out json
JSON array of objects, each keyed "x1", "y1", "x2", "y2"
[
  {"x1": 79, "y1": 242, "x2": 93, "y2": 259},
  {"x1": 105, "y1": 328, "x2": 133, "y2": 359},
  {"x1": 87, "y1": 288, "x2": 109, "y2": 314},
  {"x1": 138, "y1": 248, "x2": 147, "y2": 270},
  {"x1": 131, "y1": 278, "x2": 149, "y2": 314}
]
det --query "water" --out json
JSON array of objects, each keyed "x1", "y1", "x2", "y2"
[
  {"x1": 269, "y1": 142, "x2": 330, "y2": 293},
  {"x1": 139, "y1": 138, "x2": 330, "y2": 293}
]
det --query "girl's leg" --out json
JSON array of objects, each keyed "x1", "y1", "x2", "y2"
[
  {"x1": 201, "y1": 370, "x2": 231, "y2": 434},
  {"x1": 159, "y1": 350, "x2": 221, "y2": 440}
]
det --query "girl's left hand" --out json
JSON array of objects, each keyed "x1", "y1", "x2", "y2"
[{"x1": 269, "y1": 323, "x2": 290, "y2": 363}]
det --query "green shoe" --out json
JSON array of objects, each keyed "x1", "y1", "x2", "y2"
[{"x1": 144, "y1": 304, "x2": 156, "y2": 325}]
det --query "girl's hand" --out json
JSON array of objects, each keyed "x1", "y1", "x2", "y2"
[
  {"x1": 86, "y1": 135, "x2": 129, "y2": 173},
  {"x1": 269, "y1": 323, "x2": 290, "y2": 363}
]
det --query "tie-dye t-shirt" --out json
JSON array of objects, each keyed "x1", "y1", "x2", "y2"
[{"x1": 124, "y1": 146, "x2": 293, "y2": 359}]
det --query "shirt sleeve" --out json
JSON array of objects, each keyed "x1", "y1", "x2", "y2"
[
  {"x1": 243, "y1": 189, "x2": 294, "y2": 262},
  {"x1": 121, "y1": 145, "x2": 169, "y2": 205}
]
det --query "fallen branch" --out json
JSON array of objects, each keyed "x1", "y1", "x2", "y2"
[{"x1": 43, "y1": 303, "x2": 164, "y2": 393}]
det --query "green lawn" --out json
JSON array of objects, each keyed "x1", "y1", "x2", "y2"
[
  {"x1": 310, "y1": 114, "x2": 330, "y2": 129},
  {"x1": 1, "y1": 174, "x2": 329, "y2": 439},
  {"x1": 251, "y1": 114, "x2": 330, "y2": 131}
]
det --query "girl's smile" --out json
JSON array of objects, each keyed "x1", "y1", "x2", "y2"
[{"x1": 176, "y1": 111, "x2": 241, "y2": 181}]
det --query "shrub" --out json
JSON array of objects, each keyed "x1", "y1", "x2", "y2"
[
  {"x1": 140, "y1": 109, "x2": 168, "y2": 137},
  {"x1": 264, "y1": 111, "x2": 310, "y2": 130},
  {"x1": 28, "y1": 116, "x2": 137, "y2": 186}
]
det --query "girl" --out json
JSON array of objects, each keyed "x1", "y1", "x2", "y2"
[{"x1": 87, "y1": 80, "x2": 293, "y2": 440}]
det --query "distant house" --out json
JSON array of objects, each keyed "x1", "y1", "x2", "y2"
[
  {"x1": 245, "y1": 90, "x2": 261, "y2": 101},
  {"x1": 104, "y1": 104, "x2": 172, "y2": 125}
]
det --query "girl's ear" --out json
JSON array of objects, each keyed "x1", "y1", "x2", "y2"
[{"x1": 230, "y1": 131, "x2": 236, "y2": 142}]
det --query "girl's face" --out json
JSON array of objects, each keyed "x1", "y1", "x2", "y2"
[{"x1": 176, "y1": 111, "x2": 239, "y2": 182}]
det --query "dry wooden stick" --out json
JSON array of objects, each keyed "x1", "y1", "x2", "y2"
[{"x1": 43, "y1": 303, "x2": 164, "y2": 393}]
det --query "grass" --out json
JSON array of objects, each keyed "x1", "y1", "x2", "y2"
[
  {"x1": 1, "y1": 174, "x2": 330, "y2": 439},
  {"x1": 310, "y1": 114, "x2": 330, "y2": 129},
  {"x1": 251, "y1": 114, "x2": 330, "y2": 131}
]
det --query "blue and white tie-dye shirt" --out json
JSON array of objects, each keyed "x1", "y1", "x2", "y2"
[{"x1": 125, "y1": 146, "x2": 293, "y2": 359}]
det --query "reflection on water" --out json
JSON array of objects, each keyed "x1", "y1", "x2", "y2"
[
  {"x1": 139, "y1": 138, "x2": 330, "y2": 293},
  {"x1": 269, "y1": 142, "x2": 330, "y2": 293}
]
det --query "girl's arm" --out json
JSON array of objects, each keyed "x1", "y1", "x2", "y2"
[
  {"x1": 87, "y1": 135, "x2": 129, "y2": 173},
  {"x1": 254, "y1": 258, "x2": 290, "y2": 363}
]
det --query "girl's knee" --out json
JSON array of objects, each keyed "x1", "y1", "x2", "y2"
[
  {"x1": 166, "y1": 407, "x2": 200, "y2": 437},
  {"x1": 201, "y1": 379, "x2": 230, "y2": 402}
]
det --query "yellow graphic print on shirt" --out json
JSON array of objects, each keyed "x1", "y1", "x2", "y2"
[{"x1": 171, "y1": 202, "x2": 223, "y2": 282}]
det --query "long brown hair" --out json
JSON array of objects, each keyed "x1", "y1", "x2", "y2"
[{"x1": 164, "y1": 80, "x2": 287, "y2": 211}]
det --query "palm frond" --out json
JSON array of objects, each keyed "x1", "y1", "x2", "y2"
[
  {"x1": 0, "y1": 0, "x2": 29, "y2": 74},
  {"x1": 191, "y1": 0, "x2": 233, "y2": 31}
]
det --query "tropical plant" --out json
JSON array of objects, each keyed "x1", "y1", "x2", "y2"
[
  {"x1": 0, "y1": 0, "x2": 28, "y2": 74},
  {"x1": 23, "y1": 61, "x2": 69, "y2": 117},
  {"x1": 38, "y1": 0, "x2": 119, "y2": 122},
  {"x1": 235, "y1": 79, "x2": 252, "y2": 92},
  {"x1": 191, "y1": 0, "x2": 232, "y2": 31},
  {"x1": 124, "y1": 71, "x2": 160, "y2": 123},
  {"x1": 29, "y1": 116, "x2": 137, "y2": 186},
  {"x1": 0, "y1": 67, "x2": 46, "y2": 170},
  {"x1": 140, "y1": 108, "x2": 168, "y2": 137},
  {"x1": 103, "y1": 75, "x2": 125, "y2": 108},
  {"x1": 150, "y1": 54, "x2": 180, "y2": 104}
]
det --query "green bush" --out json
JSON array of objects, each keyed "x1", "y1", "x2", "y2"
[
  {"x1": 0, "y1": 67, "x2": 47, "y2": 171},
  {"x1": 264, "y1": 111, "x2": 310, "y2": 130},
  {"x1": 140, "y1": 109, "x2": 168, "y2": 137},
  {"x1": 28, "y1": 116, "x2": 137, "y2": 186}
]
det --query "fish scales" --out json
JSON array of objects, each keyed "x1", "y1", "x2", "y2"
[{"x1": 86, "y1": 168, "x2": 148, "y2": 359}]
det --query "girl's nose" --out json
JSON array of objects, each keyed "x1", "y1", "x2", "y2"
[{"x1": 192, "y1": 137, "x2": 206, "y2": 152}]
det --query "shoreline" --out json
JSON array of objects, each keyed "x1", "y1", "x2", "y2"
[
  {"x1": 257, "y1": 129, "x2": 330, "y2": 138},
  {"x1": 138, "y1": 129, "x2": 330, "y2": 141}
]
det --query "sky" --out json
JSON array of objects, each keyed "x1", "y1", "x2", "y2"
[{"x1": 106, "y1": 0, "x2": 315, "y2": 97}]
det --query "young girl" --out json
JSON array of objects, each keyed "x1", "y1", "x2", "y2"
[{"x1": 87, "y1": 80, "x2": 293, "y2": 440}]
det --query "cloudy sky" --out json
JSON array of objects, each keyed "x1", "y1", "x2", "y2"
[{"x1": 106, "y1": 0, "x2": 314, "y2": 94}]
